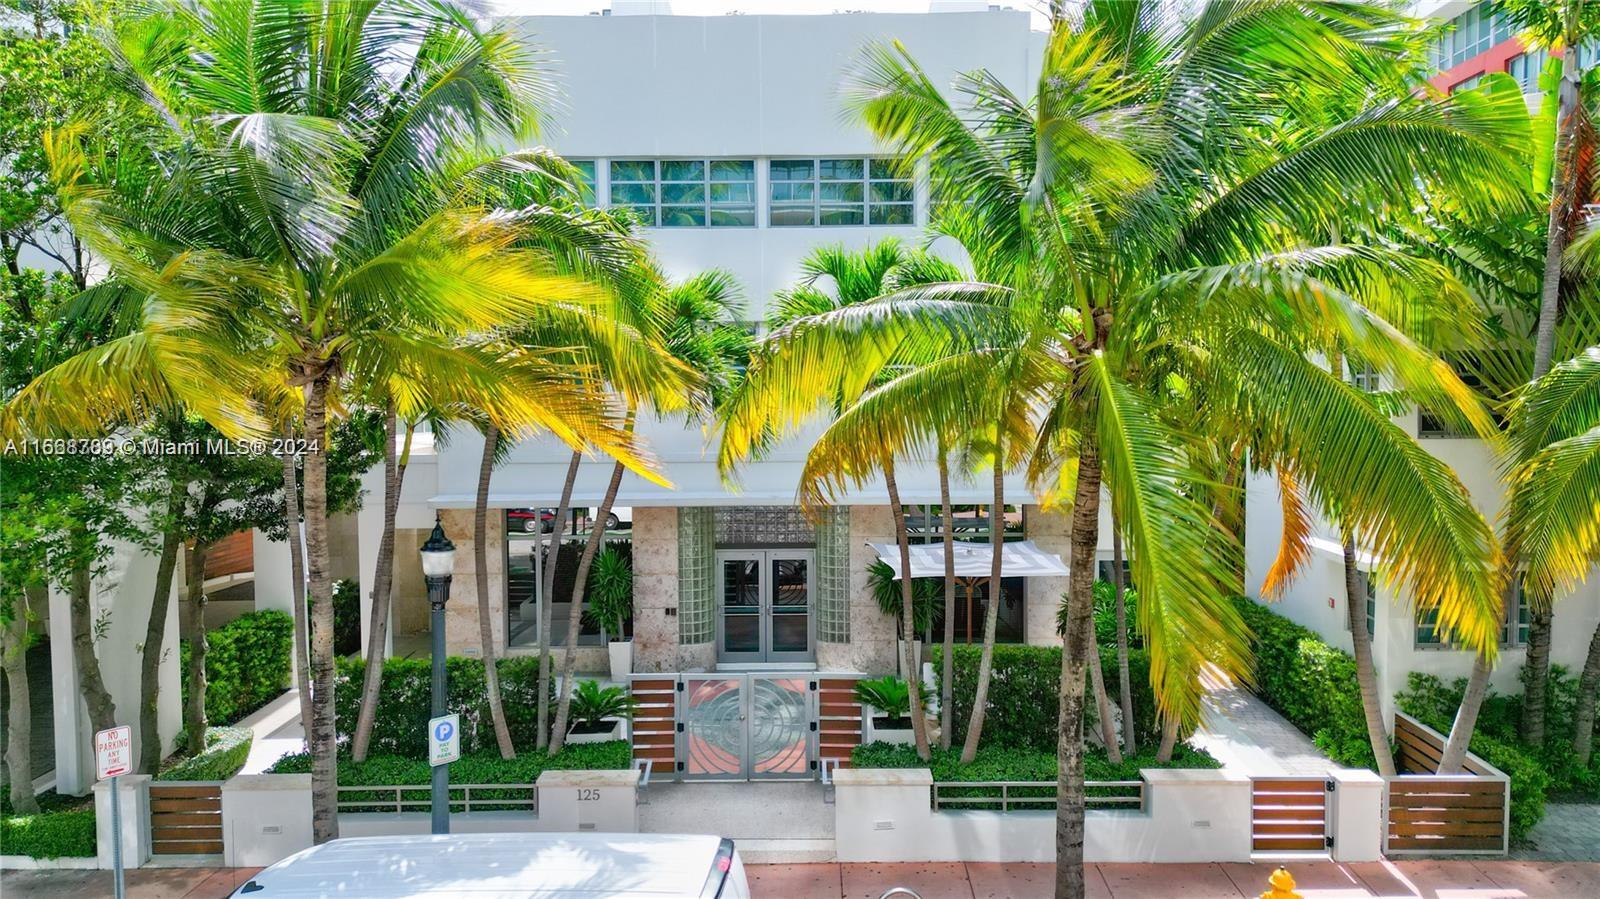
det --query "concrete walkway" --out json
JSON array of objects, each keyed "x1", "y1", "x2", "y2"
[
  {"x1": 8, "y1": 861, "x2": 1600, "y2": 898},
  {"x1": 235, "y1": 690, "x2": 305, "y2": 775},
  {"x1": 1190, "y1": 667, "x2": 1337, "y2": 776},
  {"x1": 639, "y1": 780, "x2": 835, "y2": 862}
]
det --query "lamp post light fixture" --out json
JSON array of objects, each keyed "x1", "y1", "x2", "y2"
[{"x1": 420, "y1": 516, "x2": 456, "y2": 835}]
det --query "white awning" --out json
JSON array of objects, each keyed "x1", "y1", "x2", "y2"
[{"x1": 867, "y1": 539, "x2": 1071, "y2": 580}]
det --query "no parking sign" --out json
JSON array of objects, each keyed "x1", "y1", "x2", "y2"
[{"x1": 429, "y1": 714, "x2": 460, "y2": 766}]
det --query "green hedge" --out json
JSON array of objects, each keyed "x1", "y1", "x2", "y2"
[
  {"x1": 266, "y1": 742, "x2": 628, "y2": 813},
  {"x1": 180, "y1": 609, "x2": 294, "y2": 726},
  {"x1": 157, "y1": 726, "x2": 253, "y2": 782},
  {"x1": 332, "y1": 655, "x2": 557, "y2": 758},
  {"x1": 329, "y1": 579, "x2": 362, "y2": 656},
  {"x1": 851, "y1": 742, "x2": 1219, "y2": 781},
  {"x1": 0, "y1": 809, "x2": 96, "y2": 858},
  {"x1": 932, "y1": 643, "x2": 1161, "y2": 753},
  {"x1": 1229, "y1": 597, "x2": 1375, "y2": 770}
]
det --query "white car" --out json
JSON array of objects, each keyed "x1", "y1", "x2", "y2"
[{"x1": 229, "y1": 832, "x2": 749, "y2": 898}]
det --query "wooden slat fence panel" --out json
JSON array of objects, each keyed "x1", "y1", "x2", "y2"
[
  {"x1": 816, "y1": 677, "x2": 862, "y2": 769},
  {"x1": 1385, "y1": 713, "x2": 1508, "y2": 855},
  {"x1": 1251, "y1": 777, "x2": 1327, "y2": 853},
  {"x1": 629, "y1": 676, "x2": 678, "y2": 769},
  {"x1": 148, "y1": 782, "x2": 223, "y2": 855}
]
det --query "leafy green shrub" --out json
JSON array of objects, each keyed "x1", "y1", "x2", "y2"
[
  {"x1": 332, "y1": 655, "x2": 557, "y2": 758},
  {"x1": 330, "y1": 579, "x2": 362, "y2": 656},
  {"x1": 1397, "y1": 670, "x2": 1599, "y2": 799},
  {"x1": 582, "y1": 547, "x2": 633, "y2": 638},
  {"x1": 180, "y1": 609, "x2": 294, "y2": 726},
  {"x1": 867, "y1": 559, "x2": 942, "y2": 635},
  {"x1": 855, "y1": 676, "x2": 911, "y2": 724},
  {"x1": 1078, "y1": 581, "x2": 1141, "y2": 648},
  {"x1": 932, "y1": 643, "x2": 1161, "y2": 752},
  {"x1": 157, "y1": 726, "x2": 253, "y2": 782},
  {"x1": 569, "y1": 680, "x2": 636, "y2": 732},
  {"x1": 0, "y1": 809, "x2": 96, "y2": 858},
  {"x1": 1229, "y1": 597, "x2": 1375, "y2": 770}
]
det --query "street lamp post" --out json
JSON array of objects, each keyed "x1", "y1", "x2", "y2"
[{"x1": 419, "y1": 516, "x2": 457, "y2": 835}]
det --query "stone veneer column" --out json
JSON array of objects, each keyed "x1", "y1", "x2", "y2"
[
  {"x1": 1025, "y1": 503, "x2": 1069, "y2": 646},
  {"x1": 816, "y1": 505, "x2": 899, "y2": 674},
  {"x1": 438, "y1": 507, "x2": 505, "y2": 656},
  {"x1": 630, "y1": 507, "x2": 680, "y2": 672}
]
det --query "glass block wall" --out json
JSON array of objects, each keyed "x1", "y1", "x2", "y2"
[
  {"x1": 815, "y1": 506, "x2": 851, "y2": 643},
  {"x1": 678, "y1": 507, "x2": 715, "y2": 645},
  {"x1": 714, "y1": 506, "x2": 816, "y2": 546}
]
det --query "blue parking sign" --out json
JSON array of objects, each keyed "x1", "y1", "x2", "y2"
[{"x1": 428, "y1": 713, "x2": 460, "y2": 766}]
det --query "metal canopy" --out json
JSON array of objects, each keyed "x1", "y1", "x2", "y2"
[{"x1": 866, "y1": 539, "x2": 1070, "y2": 580}]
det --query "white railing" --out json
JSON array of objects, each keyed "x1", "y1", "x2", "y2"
[
  {"x1": 931, "y1": 779, "x2": 1145, "y2": 813},
  {"x1": 335, "y1": 784, "x2": 537, "y2": 815}
]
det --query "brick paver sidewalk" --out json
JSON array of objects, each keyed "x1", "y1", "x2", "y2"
[{"x1": 7, "y1": 860, "x2": 1600, "y2": 898}]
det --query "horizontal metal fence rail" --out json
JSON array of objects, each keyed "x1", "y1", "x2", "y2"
[
  {"x1": 335, "y1": 783, "x2": 537, "y2": 815},
  {"x1": 931, "y1": 779, "x2": 1144, "y2": 813}
]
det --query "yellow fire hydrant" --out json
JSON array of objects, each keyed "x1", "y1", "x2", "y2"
[{"x1": 1260, "y1": 867, "x2": 1301, "y2": 899}]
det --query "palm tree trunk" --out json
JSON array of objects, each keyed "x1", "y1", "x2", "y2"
[
  {"x1": 68, "y1": 525, "x2": 116, "y2": 737},
  {"x1": 537, "y1": 451, "x2": 581, "y2": 751},
  {"x1": 1342, "y1": 527, "x2": 1396, "y2": 777},
  {"x1": 183, "y1": 535, "x2": 212, "y2": 756},
  {"x1": 3, "y1": 588, "x2": 39, "y2": 813},
  {"x1": 475, "y1": 425, "x2": 515, "y2": 759},
  {"x1": 1112, "y1": 524, "x2": 1135, "y2": 755},
  {"x1": 1089, "y1": 641, "x2": 1121, "y2": 763},
  {"x1": 1055, "y1": 439, "x2": 1102, "y2": 899},
  {"x1": 1439, "y1": 653, "x2": 1491, "y2": 773},
  {"x1": 938, "y1": 452, "x2": 956, "y2": 751},
  {"x1": 281, "y1": 424, "x2": 314, "y2": 748},
  {"x1": 884, "y1": 461, "x2": 931, "y2": 761},
  {"x1": 1521, "y1": 609, "x2": 1553, "y2": 748},
  {"x1": 1155, "y1": 712, "x2": 1179, "y2": 763},
  {"x1": 303, "y1": 374, "x2": 340, "y2": 844},
  {"x1": 352, "y1": 408, "x2": 410, "y2": 762},
  {"x1": 960, "y1": 445, "x2": 1006, "y2": 764},
  {"x1": 549, "y1": 457, "x2": 626, "y2": 755},
  {"x1": 1570, "y1": 619, "x2": 1600, "y2": 764},
  {"x1": 1506, "y1": 37, "x2": 1580, "y2": 756},
  {"x1": 138, "y1": 481, "x2": 184, "y2": 772}
]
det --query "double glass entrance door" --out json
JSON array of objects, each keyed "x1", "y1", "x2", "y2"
[{"x1": 716, "y1": 549, "x2": 814, "y2": 663}]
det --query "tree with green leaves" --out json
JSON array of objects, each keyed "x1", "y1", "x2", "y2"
[
  {"x1": 1, "y1": 0, "x2": 668, "y2": 842},
  {"x1": 727, "y1": 3, "x2": 1523, "y2": 894}
]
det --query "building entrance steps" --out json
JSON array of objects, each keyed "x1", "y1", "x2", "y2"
[{"x1": 638, "y1": 780, "x2": 835, "y2": 863}]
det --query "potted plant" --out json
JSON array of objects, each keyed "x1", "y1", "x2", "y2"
[
  {"x1": 855, "y1": 676, "x2": 915, "y2": 746},
  {"x1": 585, "y1": 543, "x2": 634, "y2": 681},
  {"x1": 566, "y1": 679, "x2": 637, "y2": 744}
]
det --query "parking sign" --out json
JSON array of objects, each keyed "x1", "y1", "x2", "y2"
[
  {"x1": 428, "y1": 713, "x2": 460, "y2": 766},
  {"x1": 95, "y1": 725, "x2": 132, "y2": 780}
]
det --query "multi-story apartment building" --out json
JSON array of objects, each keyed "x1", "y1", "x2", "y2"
[{"x1": 1243, "y1": 2, "x2": 1600, "y2": 724}]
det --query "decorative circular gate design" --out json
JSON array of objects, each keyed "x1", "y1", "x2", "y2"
[
  {"x1": 684, "y1": 678, "x2": 743, "y2": 777},
  {"x1": 751, "y1": 677, "x2": 808, "y2": 775},
  {"x1": 681, "y1": 675, "x2": 813, "y2": 778}
]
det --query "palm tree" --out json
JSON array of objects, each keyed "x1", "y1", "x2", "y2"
[
  {"x1": 722, "y1": 5, "x2": 1525, "y2": 895},
  {"x1": 1437, "y1": 0, "x2": 1600, "y2": 767},
  {"x1": 747, "y1": 239, "x2": 969, "y2": 761},
  {"x1": 2, "y1": 0, "x2": 669, "y2": 843}
]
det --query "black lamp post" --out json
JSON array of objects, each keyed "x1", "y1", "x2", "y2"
[{"x1": 419, "y1": 516, "x2": 456, "y2": 835}]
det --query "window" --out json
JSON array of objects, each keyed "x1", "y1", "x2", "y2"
[
  {"x1": 770, "y1": 158, "x2": 913, "y2": 227},
  {"x1": 1449, "y1": 73, "x2": 1485, "y2": 94},
  {"x1": 1415, "y1": 605, "x2": 1445, "y2": 648},
  {"x1": 1508, "y1": 48, "x2": 1550, "y2": 93},
  {"x1": 1346, "y1": 569, "x2": 1376, "y2": 637},
  {"x1": 505, "y1": 509, "x2": 632, "y2": 649},
  {"x1": 1096, "y1": 558, "x2": 1131, "y2": 586},
  {"x1": 606, "y1": 159, "x2": 756, "y2": 228},
  {"x1": 1349, "y1": 360, "x2": 1380, "y2": 392},
  {"x1": 570, "y1": 160, "x2": 597, "y2": 205},
  {"x1": 1503, "y1": 577, "x2": 1530, "y2": 647},
  {"x1": 902, "y1": 504, "x2": 1025, "y2": 644},
  {"x1": 1418, "y1": 365, "x2": 1497, "y2": 438}
]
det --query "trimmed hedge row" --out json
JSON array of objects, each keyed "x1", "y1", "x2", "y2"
[
  {"x1": 332, "y1": 655, "x2": 557, "y2": 758},
  {"x1": 180, "y1": 610, "x2": 294, "y2": 726},
  {"x1": 932, "y1": 643, "x2": 1161, "y2": 753},
  {"x1": 1229, "y1": 597, "x2": 1375, "y2": 770},
  {"x1": 157, "y1": 726, "x2": 253, "y2": 782},
  {"x1": 851, "y1": 742, "x2": 1220, "y2": 782},
  {"x1": 0, "y1": 808, "x2": 96, "y2": 858}
]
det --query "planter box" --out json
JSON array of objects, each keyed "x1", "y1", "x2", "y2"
[
  {"x1": 566, "y1": 719, "x2": 624, "y2": 744},
  {"x1": 865, "y1": 714, "x2": 915, "y2": 746},
  {"x1": 608, "y1": 641, "x2": 633, "y2": 681}
]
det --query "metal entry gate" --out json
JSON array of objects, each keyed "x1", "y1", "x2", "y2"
[
  {"x1": 1250, "y1": 777, "x2": 1330, "y2": 854},
  {"x1": 630, "y1": 673, "x2": 863, "y2": 782}
]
